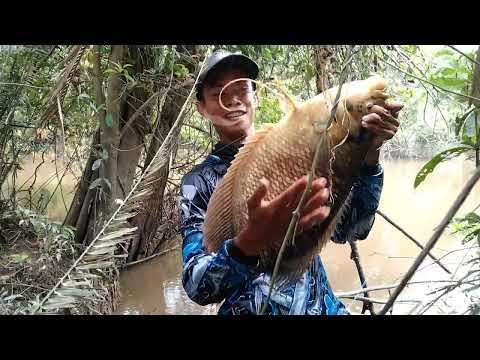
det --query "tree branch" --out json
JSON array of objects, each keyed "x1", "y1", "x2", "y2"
[
  {"x1": 378, "y1": 166, "x2": 480, "y2": 315},
  {"x1": 376, "y1": 210, "x2": 452, "y2": 275},
  {"x1": 348, "y1": 240, "x2": 375, "y2": 314},
  {"x1": 119, "y1": 91, "x2": 160, "y2": 139},
  {"x1": 121, "y1": 244, "x2": 180, "y2": 269},
  {"x1": 447, "y1": 45, "x2": 480, "y2": 67},
  {"x1": 378, "y1": 56, "x2": 480, "y2": 103}
]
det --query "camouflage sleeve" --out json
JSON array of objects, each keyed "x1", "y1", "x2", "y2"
[
  {"x1": 331, "y1": 163, "x2": 384, "y2": 244},
  {"x1": 179, "y1": 171, "x2": 259, "y2": 306}
]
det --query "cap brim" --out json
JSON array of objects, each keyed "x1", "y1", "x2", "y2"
[
  {"x1": 202, "y1": 53, "x2": 259, "y2": 83},
  {"x1": 196, "y1": 54, "x2": 259, "y2": 99}
]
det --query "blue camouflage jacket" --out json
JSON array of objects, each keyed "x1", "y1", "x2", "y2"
[{"x1": 179, "y1": 142, "x2": 383, "y2": 315}]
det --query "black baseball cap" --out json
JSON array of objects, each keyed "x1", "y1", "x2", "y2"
[{"x1": 196, "y1": 49, "x2": 259, "y2": 101}]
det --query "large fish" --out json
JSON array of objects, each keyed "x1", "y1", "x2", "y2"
[{"x1": 203, "y1": 75, "x2": 391, "y2": 278}]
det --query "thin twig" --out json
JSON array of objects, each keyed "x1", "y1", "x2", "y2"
[
  {"x1": 378, "y1": 166, "x2": 480, "y2": 315},
  {"x1": 121, "y1": 244, "x2": 180, "y2": 269},
  {"x1": 378, "y1": 57, "x2": 480, "y2": 103},
  {"x1": 0, "y1": 82, "x2": 48, "y2": 89},
  {"x1": 447, "y1": 45, "x2": 480, "y2": 67},
  {"x1": 119, "y1": 91, "x2": 160, "y2": 139},
  {"x1": 339, "y1": 295, "x2": 420, "y2": 305},
  {"x1": 56, "y1": 96, "x2": 67, "y2": 163},
  {"x1": 348, "y1": 239, "x2": 375, "y2": 314},
  {"x1": 376, "y1": 209, "x2": 451, "y2": 274},
  {"x1": 0, "y1": 283, "x2": 50, "y2": 292},
  {"x1": 335, "y1": 279, "x2": 472, "y2": 297},
  {"x1": 389, "y1": 46, "x2": 450, "y2": 131}
]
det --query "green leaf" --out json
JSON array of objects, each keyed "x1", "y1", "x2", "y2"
[
  {"x1": 124, "y1": 73, "x2": 134, "y2": 83},
  {"x1": 463, "y1": 212, "x2": 480, "y2": 224},
  {"x1": 104, "y1": 68, "x2": 117, "y2": 75},
  {"x1": 92, "y1": 159, "x2": 102, "y2": 171},
  {"x1": 305, "y1": 64, "x2": 315, "y2": 81},
  {"x1": 105, "y1": 113, "x2": 113, "y2": 128},
  {"x1": 435, "y1": 77, "x2": 466, "y2": 89},
  {"x1": 8, "y1": 253, "x2": 30, "y2": 263},
  {"x1": 414, "y1": 146, "x2": 473, "y2": 188},
  {"x1": 434, "y1": 48, "x2": 455, "y2": 58},
  {"x1": 173, "y1": 63, "x2": 189, "y2": 79},
  {"x1": 96, "y1": 104, "x2": 106, "y2": 113}
]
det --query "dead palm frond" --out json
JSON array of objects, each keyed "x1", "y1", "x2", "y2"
[
  {"x1": 31, "y1": 52, "x2": 209, "y2": 314},
  {"x1": 37, "y1": 45, "x2": 87, "y2": 163},
  {"x1": 38, "y1": 45, "x2": 87, "y2": 127}
]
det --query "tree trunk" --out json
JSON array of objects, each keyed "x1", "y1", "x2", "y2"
[
  {"x1": 313, "y1": 46, "x2": 333, "y2": 94},
  {"x1": 127, "y1": 45, "x2": 200, "y2": 262},
  {"x1": 64, "y1": 129, "x2": 100, "y2": 228},
  {"x1": 65, "y1": 45, "x2": 155, "y2": 245},
  {"x1": 470, "y1": 46, "x2": 480, "y2": 167},
  {"x1": 100, "y1": 45, "x2": 125, "y2": 216},
  {"x1": 116, "y1": 46, "x2": 155, "y2": 196}
]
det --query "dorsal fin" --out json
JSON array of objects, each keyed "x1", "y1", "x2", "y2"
[
  {"x1": 274, "y1": 79, "x2": 298, "y2": 113},
  {"x1": 203, "y1": 124, "x2": 276, "y2": 252}
]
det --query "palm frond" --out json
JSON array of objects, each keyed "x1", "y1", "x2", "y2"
[{"x1": 39, "y1": 45, "x2": 87, "y2": 127}]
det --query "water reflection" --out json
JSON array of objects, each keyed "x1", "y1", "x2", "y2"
[
  {"x1": 116, "y1": 246, "x2": 218, "y2": 315},
  {"x1": 163, "y1": 279, "x2": 217, "y2": 315},
  {"x1": 116, "y1": 157, "x2": 480, "y2": 315}
]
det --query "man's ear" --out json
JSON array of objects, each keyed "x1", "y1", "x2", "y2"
[
  {"x1": 196, "y1": 101, "x2": 208, "y2": 118},
  {"x1": 253, "y1": 92, "x2": 259, "y2": 109}
]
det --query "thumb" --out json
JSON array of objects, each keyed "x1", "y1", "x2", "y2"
[{"x1": 247, "y1": 178, "x2": 269, "y2": 211}]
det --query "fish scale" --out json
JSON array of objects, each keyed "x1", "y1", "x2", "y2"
[{"x1": 204, "y1": 75, "x2": 391, "y2": 277}]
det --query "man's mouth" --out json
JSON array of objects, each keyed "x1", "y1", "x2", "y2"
[{"x1": 226, "y1": 111, "x2": 247, "y2": 119}]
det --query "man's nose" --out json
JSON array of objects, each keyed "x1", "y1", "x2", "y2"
[{"x1": 223, "y1": 93, "x2": 242, "y2": 108}]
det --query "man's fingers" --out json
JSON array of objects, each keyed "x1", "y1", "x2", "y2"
[
  {"x1": 310, "y1": 177, "x2": 328, "y2": 192},
  {"x1": 367, "y1": 105, "x2": 401, "y2": 127},
  {"x1": 362, "y1": 114, "x2": 398, "y2": 133},
  {"x1": 384, "y1": 103, "x2": 403, "y2": 117},
  {"x1": 274, "y1": 175, "x2": 308, "y2": 209},
  {"x1": 247, "y1": 178, "x2": 269, "y2": 210},
  {"x1": 303, "y1": 187, "x2": 330, "y2": 215},
  {"x1": 298, "y1": 206, "x2": 331, "y2": 232}
]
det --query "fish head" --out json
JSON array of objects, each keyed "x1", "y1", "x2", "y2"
[{"x1": 334, "y1": 75, "x2": 390, "y2": 140}]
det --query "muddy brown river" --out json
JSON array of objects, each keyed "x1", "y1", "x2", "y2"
[{"x1": 115, "y1": 157, "x2": 480, "y2": 315}]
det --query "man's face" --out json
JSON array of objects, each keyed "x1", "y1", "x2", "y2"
[{"x1": 197, "y1": 69, "x2": 256, "y2": 144}]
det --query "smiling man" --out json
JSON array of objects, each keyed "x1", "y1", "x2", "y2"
[{"x1": 179, "y1": 49, "x2": 402, "y2": 315}]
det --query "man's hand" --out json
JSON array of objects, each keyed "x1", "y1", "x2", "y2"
[
  {"x1": 233, "y1": 176, "x2": 331, "y2": 256},
  {"x1": 362, "y1": 103, "x2": 403, "y2": 166}
]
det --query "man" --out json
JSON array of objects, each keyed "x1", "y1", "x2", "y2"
[{"x1": 179, "y1": 49, "x2": 402, "y2": 315}]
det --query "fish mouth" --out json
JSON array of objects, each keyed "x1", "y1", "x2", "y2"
[{"x1": 225, "y1": 111, "x2": 247, "y2": 119}]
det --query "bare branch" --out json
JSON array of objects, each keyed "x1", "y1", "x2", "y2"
[
  {"x1": 379, "y1": 166, "x2": 480, "y2": 315},
  {"x1": 119, "y1": 91, "x2": 160, "y2": 139},
  {"x1": 376, "y1": 210, "x2": 451, "y2": 274},
  {"x1": 121, "y1": 244, "x2": 180, "y2": 269},
  {"x1": 447, "y1": 45, "x2": 480, "y2": 67}
]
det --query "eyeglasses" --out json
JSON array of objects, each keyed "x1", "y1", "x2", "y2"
[{"x1": 208, "y1": 80, "x2": 253, "y2": 103}]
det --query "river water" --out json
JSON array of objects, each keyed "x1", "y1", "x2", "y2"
[{"x1": 115, "y1": 157, "x2": 480, "y2": 315}]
